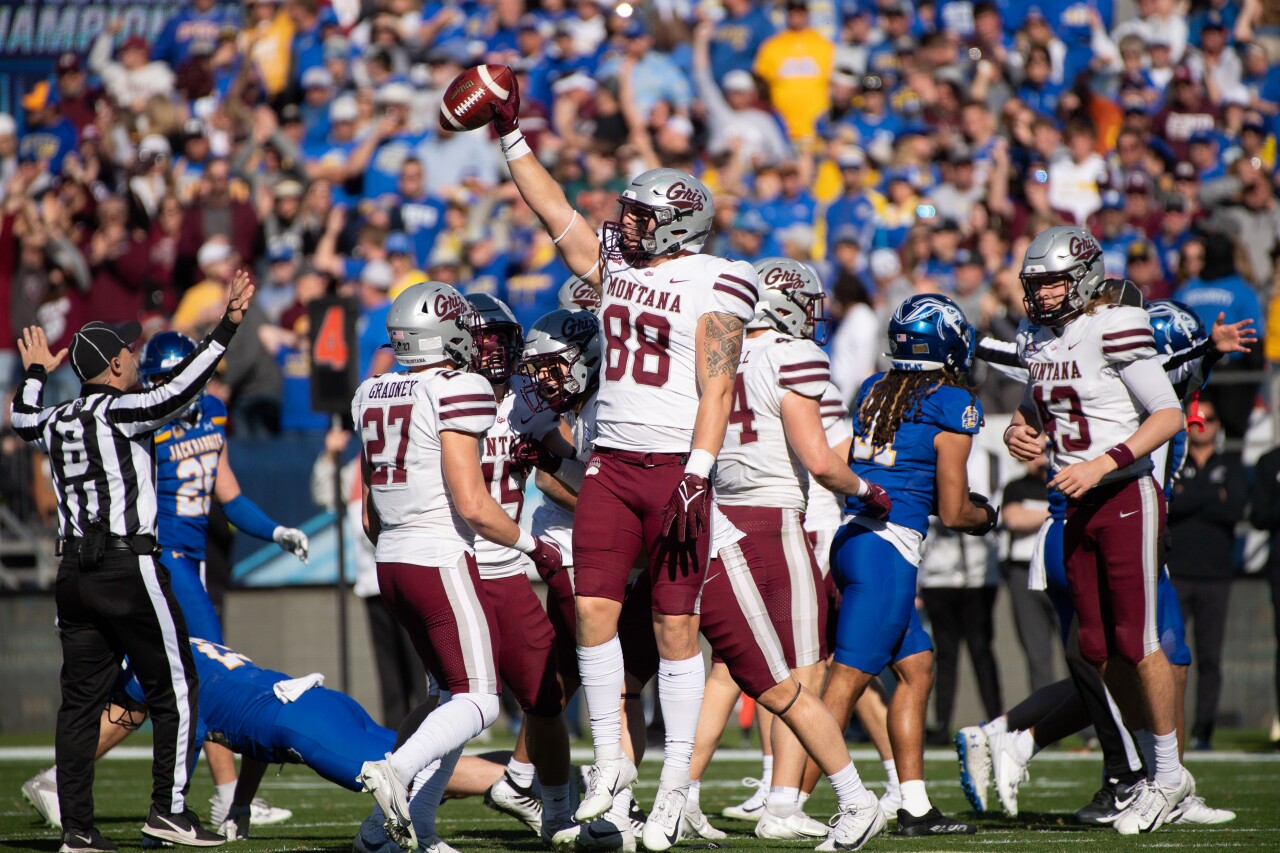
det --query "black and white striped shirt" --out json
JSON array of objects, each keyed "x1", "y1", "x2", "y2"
[{"x1": 10, "y1": 319, "x2": 238, "y2": 540}]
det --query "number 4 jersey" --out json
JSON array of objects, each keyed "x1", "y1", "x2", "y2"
[
  {"x1": 352, "y1": 368, "x2": 497, "y2": 568},
  {"x1": 154, "y1": 394, "x2": 227, "y2": 560},
  {"x1": 597, "y1": 254, "x2": 759, "y2": 454}
]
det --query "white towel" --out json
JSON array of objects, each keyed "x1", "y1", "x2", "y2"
[
  {"x1": 273, "y1": 673, "x2": 325, "y2": 703},
  {"x1": 1027, "y1": 518, "x2": 1052, "y2": 591}
]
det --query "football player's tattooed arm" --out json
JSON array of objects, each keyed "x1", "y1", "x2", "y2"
[
  {"x1": 360, "y1": 453, "x2": 381, "y2": 545},
  {"x1": 935, "y1": 431, "x2": 992, "y2": 532},
  {"x1": 442, "y1": 429, "x2": 525, "y2": 546},
  {"x1": 780, "y1": 393, "x2": 867, "y2": 496},
  {"x1": 505, "y1": 153, "x2": 603, "y2": 288},
  {"x1": 691, "y1": 311, "x2": 745, "y2": 459}
]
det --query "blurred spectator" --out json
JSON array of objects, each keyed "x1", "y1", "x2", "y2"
[
  {"x1": 708, "y1": 0, "x2": 776, "y2": 86},
  {"x1": 692, "y1": 20, "x2": 791, "y2": 168},
  {"x1": 754, "y1": 0, "x2": 835, "y2": 140},
  {"x1": 1047, "y1": 119, "x2": 1106, "y2": 225},
  {"x1": 1248, "y1": 442, "x2": 1280, "y2": 748},
  {"x1": 828, "y1": 264, "x2": 879, "y2": 407},
  {"x1": 89, "y1": 27, "x2": 175, "y2": 117},
  {"x1": 1167, "y1": 397, "x2": 1246, "y2": 750},
  {"x1": 355, "y1": 258, "x2": 395, "y2": 379},
  {"x1": 18, "y1": 84, "x2": 76, "y2": 177},
  {"x1": 178, "y1": 158, "x2": 260, "y2": 288},
  {"x1": 151, "y1": 0, "x2": 241, "y2": 68},
  {"x1": 599, "y1": 21, "x2": 692, "y2": 122},
  {"x1": 999, "y1": 457, "x2": 1057, "y2": 692},
  {"x1": 244, "y1": 0, "x2": 296, "y2": 99}
]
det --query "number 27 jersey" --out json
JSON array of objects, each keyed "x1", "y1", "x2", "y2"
[
  {"x1": 352, "y1": 369, "x2": 497, "y2": 567},
  {"x1": 154, "y1": 394, "x2": 227, "y2": 559}
]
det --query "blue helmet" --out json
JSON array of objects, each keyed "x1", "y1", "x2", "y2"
[
  {"x1": 138, "y1": 331, "x2": 197, "y2": 387},
  {"x1": 887, "y1": 294, "x2": 976, "y2": 374},
  {"x1": 1146, "y1": 299, "x2": 1206, "y2": 355}
]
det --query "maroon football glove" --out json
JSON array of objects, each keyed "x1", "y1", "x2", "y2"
[
  {"x1": 860, "y1": 482, "x2": 892, "y2": 520},
  {"x1": 492, "y1": 72, "x2": 521, "y2": 135},
  {"x1": 661, "y1": 474, "x2": 711, "y2": 543},
  {"x1": 510, "y1": 436, "x2": 561, "y2": 477},
  {"x1": 529, "y1": 535, "x2": 563, "y2": 580}
]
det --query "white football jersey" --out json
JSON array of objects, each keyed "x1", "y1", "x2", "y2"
[
  {"x1": 1016, "y1": 304, "x2": 1169, "y2": 480},
  {"x1": 596, "y1": 253, "x2": 759, "y2": 453},
  {"x1": 531, "y1": 393, "x2": 600, "y2": 564},
  {"x1": 473, "y1": 387, "x2": 558, "y2": 579},
  {"x1": 717, "y1": 334, "x2": 831, "y2": 510},
  {"x1": 804, "y1": 382, "x2": 853, "y2": 535},
  {"x1": 352, "y1": 368, "x2": 497, "y2": 567}
]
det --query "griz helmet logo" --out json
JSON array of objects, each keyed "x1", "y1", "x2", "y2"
[
  {"x1": 433, "y1": 292, "x2": 470, "y2": 320},
  {"x1": 1068, "y1": 235, "x2": 1099, "y2": 261},
  {"x1": 664, "y1": 182, "x2": 706, "y2": 212},
  {"x1": 763, "y1": 265, "x2": 805, "y2": 288},
  {"x1": 561, "y1": 313, "x2": 596, "y2": 340}
]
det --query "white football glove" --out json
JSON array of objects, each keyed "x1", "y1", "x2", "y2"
[{"x1": 273, "y1": 526, "x2": 309, "y2": 563}]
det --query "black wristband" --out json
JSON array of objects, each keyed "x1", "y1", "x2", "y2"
[
  {"x1": 212, "y1": 315, "x2": 240, "y2": 345},
  {"x1": 25, "y1": 364, "x2": 48, "y2": 380}
]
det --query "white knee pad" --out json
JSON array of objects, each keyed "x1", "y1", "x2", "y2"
[{"x1": 457, "y1": 692, "x2": 500, "y2": 731}]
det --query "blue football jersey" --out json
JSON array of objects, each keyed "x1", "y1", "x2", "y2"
[
  {"x1": 154, "y1": 395, "x2": 227, "y2": 559},
  {"x1": 844, "y1": 373, "x2": 983, "y2": 536}
]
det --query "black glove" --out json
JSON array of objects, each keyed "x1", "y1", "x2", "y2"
[
  {"x1": 661, "y1": 474, "x2": 711, "y2": 543},
  {"x1": 510, "y1": 436, "x2": 562, "y2": 477},
  {"x1": 966, "y1": 492, "x2": 999, "y2": 536},
  {"x1": 529, "y1": 536, "x2": 563, "y2": 580}
]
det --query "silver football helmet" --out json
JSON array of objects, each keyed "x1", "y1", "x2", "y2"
[
  {"x1": 750, "y1": 257, "x2": 831, "y2": 344},
  {"x1": 467, "y1": 293, "x2": 523, "y2": 383},
  {"x1": 558, "y1": 275, "x2": 602, "y2": 314},
  {"x1": 602, "y1": 168, "x2": 715, "y2": 265},
  {"x1": 1019, "y1": 225, "x2": 1106, "y2": 326},
  {"x1": 518, "y1": 309, "x2": 603, "y2": 413},
  {"x1": 386, "y1": 281, "x2": 478, "y2": 369}
]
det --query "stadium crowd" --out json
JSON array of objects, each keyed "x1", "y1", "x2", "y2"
[{"x1": 2, "y1": 0, "x2": 1280, "y2": 752}]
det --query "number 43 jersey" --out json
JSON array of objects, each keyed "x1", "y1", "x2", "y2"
[
  {"x1": 154, "y1": 394, "x2": 227, "y2": 560},
  {"x1": 352, "y1": 368, "x2": 497, "y2": 568},
  {"x1": 597, "y1": 254, "x2": 759, "y2": 454},
  {"x1": 1016, "y1": 304, "x2": 1161, "y2": 480}
]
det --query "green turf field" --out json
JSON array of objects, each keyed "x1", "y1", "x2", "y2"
[{"x1": 3, "y1": 738, "x2": 1278, "y2": 852}]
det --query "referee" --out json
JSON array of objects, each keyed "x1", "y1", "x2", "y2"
[{"x1": 10, "y1": 272, "x2": 256, "y2": 852}]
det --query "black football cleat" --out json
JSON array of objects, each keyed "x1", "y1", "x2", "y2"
[
  {"x1": 1076, "y1": 776, "x2": 1143, "y2": 826},
  {"x1": 896, "y1": 808, "x2": 977, "y2": 836},
  {"x1": 140, "y1": 806, "x2": 226, "y2": 847}
]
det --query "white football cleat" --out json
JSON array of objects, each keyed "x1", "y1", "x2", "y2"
[
  {"x1": 208, "y1": 794, "x2": 291, "y2": 827},
  {"x1": 720, "y1": 777, "x2": 767, "y2": 822},
  {"x1": 989, "y1": 732, "x2": 1029, "y2": 818},
  {"x1": 755, "y1": 808, "x2": 829, "y2": 839},
  {"x1": 1170, "y1": 795, "x2": 1236, "y2": 825},
  {"x1": 954, "y1": 726, "x2": 991, "y2": 813},
  {"x1": 816, "y1": 794, "x2": 886, "y2": 852},
  {"x1": 22, "y1": 769, "x2": 62, "y2": 830},
  {"x1": 575, "y1": 758, "x2": 638, "y2": 823},
  {"x1": 485, "y1": 771, "x2": 544, "y2": 834},
  {"x1": 420, "y1": 835, "x2": 462, "y2": 853},
  {"x1": 357, "y1": 757, "x2": 416, "y2": 851},
  {"x1": 641, "y1": 784, "x2": 687, "y2": 852},
  {"x1": 877, "y1": 786, "x2": 902, "y2": 823},
  {"x1": 553, "y1": 816, "x2": 637, "y2": 852},
  {"x1": 1115, "y1": 771, "x2": 1192, "y2": 836},
  {"x1": 680, "y1": 803, "x2": 726, "y2": 840}
]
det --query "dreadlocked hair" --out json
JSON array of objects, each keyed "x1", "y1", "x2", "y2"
[{"x1": 857, "y1": 368, "x2": 975, "y2": 450}]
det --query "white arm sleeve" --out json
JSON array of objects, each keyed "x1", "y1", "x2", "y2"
[{"x1": 1117, "y1": 357, "x2": 1181, "y2": 415}]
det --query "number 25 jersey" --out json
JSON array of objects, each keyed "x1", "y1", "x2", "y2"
[
  {"x1": 845, "y1": 373, "x2": 982, "y2": 537},
  {"x1": 352, "y1": 369, "x2": 497, "y2": 567},
  {"x1": 596, "y1": 254, "x2": 759, "y2": 454},
  {"x1": 1016, "y1": 304, "x2": 1164, "y2": 480},
  {"x1": 154, "y1": 394, "x2": 227, "y2": 560}
]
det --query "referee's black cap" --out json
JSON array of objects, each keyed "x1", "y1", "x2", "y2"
[{"x1": 70, "y1": 320, "x2": 142, "y2": 381}]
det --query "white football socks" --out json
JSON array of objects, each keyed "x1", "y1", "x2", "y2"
[
  {"x1": 578, "y1": 637, "x2": 626, "y2": 763},
  {"x1": 688, "y1": 780, "x2": 702, "y2": 809},
  {"x1": 1152, "y1": 731, "x2": 1182, "y2": 789},
  {"x1": 767, "y1": 786, "x2": 800, "y2": 817},
  {"x1": 883, "y1": 759, "x2": 900, "y2": 796},
  {"x1": 761, "y1": 754, "x2": 774, "y2": 787},
  {"x1": 390, "y1": 693, "x2": 499, "y2": 787},
  {"x1": 900, "y1": 779, "x2": 932, "y2": 817},
  {"x1": 981, "y1": 716, "x2": 1009, "y2": 738},
  {"x1": 1013, "y1": 729, "x2": 1038, "y2": 763},
  {"x1": 657, "y1": 655, "x2": 704, "y2": 788},
  {"x1": 409, "y1": 745, "x2": 462, "y2": 839},
  {"x1": 828, "y1": 763, "x2": 873, "y2": 811},
  {"x1": 505, "y1": 757, "x2": 536, "y2": 789}
]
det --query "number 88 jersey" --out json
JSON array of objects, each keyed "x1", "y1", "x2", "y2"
[
  {"x1": 595, "y1": 254, "x2": 759, "y2": 454},
  {"x1": 1016, "y1": 304, "x2": 1162, "y2": 480},
  {"x1": 352, "y1": 368, "x2": 497, "y2": 568},
  {"x1": 154, "y1": 394, "x2": 227, "y2": 560}
]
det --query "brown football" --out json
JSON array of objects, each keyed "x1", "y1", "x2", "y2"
[{"x1": 438, "y1": 64, "x2": 513, "y2": 132}]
